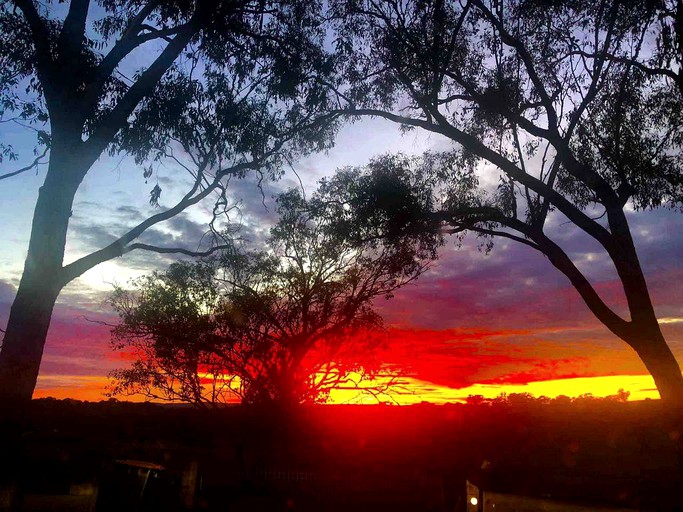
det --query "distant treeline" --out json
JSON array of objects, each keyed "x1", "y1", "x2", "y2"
[{"x1": 462, "y1": 389, "x2": 632, "y2": 405}]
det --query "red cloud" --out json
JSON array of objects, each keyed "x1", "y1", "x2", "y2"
[{"x1": 371, "y1": 327, "x2": 636, "y2": 389}]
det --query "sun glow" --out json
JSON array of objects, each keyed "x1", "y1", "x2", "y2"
[
  {"x1": 34, "y1": 372, "x2": 663, "y2": 404},
  {"x1": 327, "y1": 374, "x2": 662, "y2": 404}
]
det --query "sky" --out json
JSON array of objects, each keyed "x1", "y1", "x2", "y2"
[
  {"x1": 0, "y1": 4, "x2": 681, "y2": 404},
  {"x1": 2, "y1": 111, "x2": 682, "y2": 405}
]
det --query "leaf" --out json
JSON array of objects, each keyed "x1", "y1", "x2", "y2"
[{"x1": 149, "y1": 184, "x2": 162, "y2": 207}]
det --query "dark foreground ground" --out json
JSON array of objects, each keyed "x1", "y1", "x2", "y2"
[{"x1": 1, "y1": 398, "x2": 683, "y2": 511}]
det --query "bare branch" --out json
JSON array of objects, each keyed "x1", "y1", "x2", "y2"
[
  {"x1": 124, "y1": 243, "x2": 234, "y2": 258},
  {"x1": 459, "y1": 226, "x2": 540, "y2": 251},
  {"x1": 565, "y1": 49, "x2": 680, "y2": 91},
  {"x1": 0, "y1": 146, "x2": 49, "y2": 182},
  {"x1": 59, "y1": 159, "x2": 259, "y2": 285}
]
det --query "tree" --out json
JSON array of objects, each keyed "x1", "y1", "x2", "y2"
[
  {"x1": 328, "y1": 0, "x2": 683, "y2": 403},
  {"x1": 108, "y1": 183, "x2": 440, "y2": 406},
  {"x1": 0, "y1": 0, "x2": 338, "y2": 404}
]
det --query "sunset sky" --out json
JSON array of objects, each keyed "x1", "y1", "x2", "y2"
[{"x1": 1, "y1": 113, "x2": 682, "y2": 404}]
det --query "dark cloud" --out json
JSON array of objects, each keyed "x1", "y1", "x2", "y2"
[
  {"x1": 181, "y1": 171, "x2": 304, "y2": 249},
  {"x1": 367, "y1": 206, "x2": 683, "y2": 390},
  {"x1": 73, "y1": 200, "x2": 103, "y2": 210},
  {"x1": 375, "y1": 238, "x2": 599, "y2": 331},
  {"x1": 227, "y1": 172, "x2": 299, "y2": 223},
  {"x1": 628, "y1": 208, "x2": 683, "y2": 272},
  {"x1": 165, "y1": 214, "x2": 209, "y2": 245},
  {"x1": 69, "y1": 223, "x2": 120, "y2": 251},
  {"x1": 157, "y1": 175, "x2": 177, "y2": 188},
  {"x1": 71, "y1": 210, "x2": 211, "y2": 254},
  {"x1": 69, "y1": 169, "x2": 305, "y2": 268},
  {"x1": 115, "y1": 205, "x2": 145, "y2": 220},
  {"x1": 68, "y1": 210, "x2": 224, "y2": 273},
  {"x1": 0, "y1": 281, "x2": 12, "y2": 334},
  {"x1": 0, "y1": 279, "x2": 15, "y2": 304},
  {"x1": 378, "y1": 207, "x2": 683, "y2": 334}
]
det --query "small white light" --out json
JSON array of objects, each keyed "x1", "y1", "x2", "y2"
[{"x1": 470, "y1": 496, "x2": 478, "y2": 506}]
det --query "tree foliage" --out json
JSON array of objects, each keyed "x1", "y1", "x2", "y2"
[
  {"x1": 0, "y1": 0, "x2": 341, "y2": 403},
  {"x1": 108, "y1": 182, "x2": 441, "y2": 406},
  {"x1": 1, "y1": 0, "x2": 337, "y2": 169},
  {"x1": 327, "y1": 0, "x2": 683, "y2": 402},
  {"x1": 1, "y1": 0, "x2": 340, "y2": 216}
]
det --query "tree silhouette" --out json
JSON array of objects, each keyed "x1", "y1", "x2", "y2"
[
  {"x1": 0, "y1": 0, "x2": 338, "y2": 404},
  {"x1": 108, "y1": 186, "x2": 440, "y2": 406},
  {"x1": 329, "y1": 0, "x2": 683, "y2": 403}
]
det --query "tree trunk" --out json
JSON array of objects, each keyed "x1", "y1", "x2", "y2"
[
  {"x1": 0, "y1": 150, "x2": 84, "y2": 407},
  {"x1": 0, "y1": 276, "x2": 61, "y2": 406},
  {"x1": 629, "y1": 323, "x2": 683, "y2": 407},
  {"x1": 607, "y1": 207, "x2": 683, "y2": 406}
]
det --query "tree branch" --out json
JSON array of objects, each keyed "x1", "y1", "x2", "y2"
[
  {"x1": 83, "y1": 9, "x2": 202, "y2": 162},
  {"x1": 12, "y1": 0, "x2": 56, "y2": 105},
  {"x1": 565, "y1": 49, "x2": 681, "y2": 94},
  {"x1": 124, "y1": 243, "x2": 234, "y2": 258},
  {"x1": 435, "y1": 203, "x2": 630, "y2": 339},
  {"x1": 80, "y1": 0, "x2": 164, "y2": 112},
  {"x1": 471, "y1": 0, "x2": 558, "y2": 129},
  {"x1": 0, "y1": 146, "x2": 49, "y2": 182},
  {"x1": 59, "y1": 159, "x2": 258, "y2": 285},
  {"x1": 57, "y1": 0, "x2": 90, "y2": 68},
  {"x1": 564, "y1": 2, "x2": 619, "y2": 140},
  {"x1": 340, "y1": 108, "x2": 616, "y2": 255},
  {"x1": 464, "y1": 226, "x2": 540, "y2": 251},
  {"x1": 532, "y1": 230, "x2": 632, "y2": 340},
  {"x1": 467, "y1": 0, "x2": 619, "y2": 208}
]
